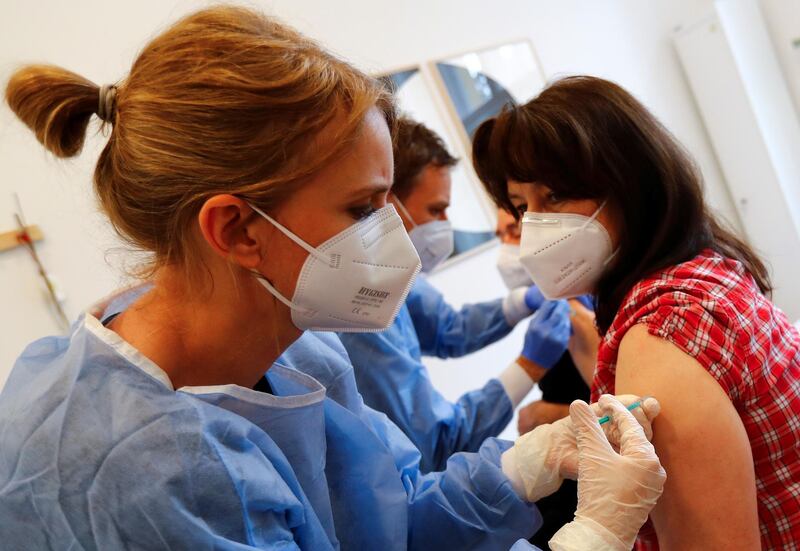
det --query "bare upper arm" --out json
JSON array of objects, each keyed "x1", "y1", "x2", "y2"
[{"x1": 615, "y1": 324, "x2": 760, "y2": 550}]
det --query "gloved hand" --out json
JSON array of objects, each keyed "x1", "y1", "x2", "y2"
[
  {"x1": 502, "y1": 285, "x2": 545, "y2": 326},
  {"x1": 573, "y1": 294, "x2": 594, "y2": 311},
  {"x1": 503, "y1": 394, "x2": 660, "y2": 503},
  {"x1": 517, "y1": 400, "x2": 570, "y2": 435},
  {"x1": 524, "y1": 285, "x2": 545, "y2": 311},
  {"x1": 521, "y1": 300, "x2": 571, "y2": 369},
  {"x1": 549, "y1": 396, "x2": 667, "y2": 551}
]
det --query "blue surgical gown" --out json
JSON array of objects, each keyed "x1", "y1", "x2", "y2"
[
  {"x1": 406, "y1": 275, "x2": 513, "y2": 358},
  {"x1": 339, "y1": 276, "x2": 515, "y2": 473},
  {"x1": 0, "y1": 314, "x2": 543, "y2": 550}
]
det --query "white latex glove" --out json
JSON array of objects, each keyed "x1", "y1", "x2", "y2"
[
  {"x1": 549, "y1": 396, "x2": 666, "y2": 551},
  {"x1": 502, "y1": 394, "x2": 660, "y2": 502}
]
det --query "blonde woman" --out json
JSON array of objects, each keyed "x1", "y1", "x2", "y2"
[{"x1": 0, "y1": 8, "x2": 664, "y2": 550}]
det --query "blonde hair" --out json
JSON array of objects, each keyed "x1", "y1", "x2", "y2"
[{"x1": 5, "y1": 6, "x2": 395, "y2": 283}]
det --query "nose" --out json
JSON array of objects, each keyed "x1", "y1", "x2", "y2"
[{"x1": 377, "y1": 192, "x2": 389, "y2": 208}]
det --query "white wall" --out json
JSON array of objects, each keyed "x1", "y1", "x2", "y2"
[
  {"x1": 0, "y1": 0, "x2": 745, "y2": 400},
  {"x1": 761, "y1": 0, "x2": 800, "y2": 117},
  {"x1": 674, "y1": 1, "x2": 800, "y2": 321}
]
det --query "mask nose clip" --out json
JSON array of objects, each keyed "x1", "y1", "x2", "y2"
[
  {"x1": 532, "y1": 218, "x2": 561, "y2": 226},
  {"x1": 517, "y1": 200, "x2": 613, "y2": 300}
]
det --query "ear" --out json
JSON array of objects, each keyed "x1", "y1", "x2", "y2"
[{"x1": 198, "y1": 194, "x2": 264, "y2": 270}]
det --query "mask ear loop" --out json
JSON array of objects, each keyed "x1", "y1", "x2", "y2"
[
  {"x1": 579, "y1": 199, "x2": 608, "y2": 231},
  {"x1": 603, "y1": 249, "x2": 619, "y2": 266},
  {"x1": 251, "y1": 274, "x2": 306, "y2": 311},
  {"x1": 248, "y1": 203, "x2": 330, "y2": 264},
  {"x1": 246, "y1": 202, "x2": 319, "y2": 316},
  {"x1": 391, "y1": 193, "x2": 418, "y2": 228},
  {"x1": 270, "y1": 291, "x2": 282, "y2": 364},
  {"x1": 579, "y1": 200, "x2": 619, "y2": 266}
]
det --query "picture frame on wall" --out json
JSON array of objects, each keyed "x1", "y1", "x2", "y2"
[
  {"x1": 378, "y1": 65, "x2": 498, "y2": 270},
  {"x1": 432, "y1": 40, "x2": 546, "y2": 144},
  {"x1": 377, "y1": 41, "x2": 547, "y2": 272}
]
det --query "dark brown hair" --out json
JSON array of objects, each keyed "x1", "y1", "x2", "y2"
[
  {"x1": 473, "y1": 75, "x2": 770, "y2": 333},
  {"x1": 392, "y1": 116, "x2": 458, "y2": 200},
  {"x1": 6, "y1": 6, "x2": 395, "y2": 287}
]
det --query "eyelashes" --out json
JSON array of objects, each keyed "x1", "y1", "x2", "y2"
[
  {"x1": 349, "y1": 205, "x2": 377, "y2": 220},
  {"x1": 513, "y1": 193, "x2": 562, "y2": 216}
]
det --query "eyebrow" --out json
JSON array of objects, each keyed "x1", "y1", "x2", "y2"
[{"x1": 348, "y1": 182, "x2": 391, "y2": 200}]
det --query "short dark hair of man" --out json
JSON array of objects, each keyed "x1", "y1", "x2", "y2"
[{"x1": 392, "y1": 117, "x2": 459, "y2": 200}]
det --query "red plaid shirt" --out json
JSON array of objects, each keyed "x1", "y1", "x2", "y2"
[{"x1": 591, "y1": 250, "x2": 800, "y2": 550}]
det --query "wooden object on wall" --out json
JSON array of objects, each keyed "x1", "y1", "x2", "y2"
[{"x1": 0, "y1": 225, "x2": 43, "y2": 253}]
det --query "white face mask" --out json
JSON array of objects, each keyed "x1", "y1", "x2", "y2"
[
  {"x1": 495, "y1": 243, "x2": 533, "y2": 290},
  {"x1": 519, "y1": 201, "x2": 616, "y2": 300},
  {"x1": 249, "y1": 203, "x2": 421, "y2": 332},
  {"x1": 393, "y1": 197, "x2": 454, "y2": 273}
]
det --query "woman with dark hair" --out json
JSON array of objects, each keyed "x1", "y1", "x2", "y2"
[{"x1": 473, "y1": 75, "x2": 800, "y2": 550}]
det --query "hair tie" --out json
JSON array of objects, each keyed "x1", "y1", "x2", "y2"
[{"x1": 97, "y1": 84, "x2": 117, "y2": 123}]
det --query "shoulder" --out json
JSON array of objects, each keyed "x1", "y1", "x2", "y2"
[
  {"x1": 291, "y1": 330, "x2": 351, "y2": 361},
  {"x1": 4, "y1": 333, "x2": 71, "y2": 395},
  {"x1": 279, "y1": 330, "x2": 355, "y2": 384},
  {"x1": 340, "y1": 304, "x2": 414, "y2": 348},
  {"x1": 406, "y1": 274, "x2": 443, "y2": 305},
  {"x1": 93, "y1": 397, "x2": 306, "y2": 547},
  {"x1": 87, "y1": 386, "x2": 305, "y2": 509},
  {"x1": 2, "y1": 361, "x2": 303, "y2": 539},
  {"x1": 410, "y1": 273, "x2": 435, "y2": 293},
  {"x1": 627, "y1": 251, "x2": 749, "y2": 313},
  {"x1": 596, "y1": 251, "x2": 764, "y2": 400},
  {"x1": 609, "y1": 251, "x2": 758, "y2": 344}
]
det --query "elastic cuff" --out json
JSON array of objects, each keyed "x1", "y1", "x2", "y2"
[
  {"x1": 503, "y1": 287, "x2": 533, "y2": 326},
  {"x1": 497, "y1": 361, "x2": 535, "y2": 407},
  {"x1": 500, "y1": 447, "x2": 527, "y2": 499},
  {"x1": 514, "y1": 425, "x2": 564, "y2": 502},
  {"x1": 549, "y1": 517, "x2": 629, "y2": 551}
]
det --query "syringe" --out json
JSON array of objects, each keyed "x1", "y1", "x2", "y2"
[{"x1": 597, "y1": 396, "x2": 651, "y2": 425}]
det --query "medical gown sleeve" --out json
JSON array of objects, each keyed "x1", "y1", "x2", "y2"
[
  {"x1": 362, "y1": 405, "x2": 542, "y2": 550},
  {"x1": 340, "y1": 310, "x2": 513, "y2": 473},
  {"x1": 406, "y1": 276, "x2": 514, "y2": 359}
]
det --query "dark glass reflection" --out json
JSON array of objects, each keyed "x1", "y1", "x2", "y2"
[{"x1": 435, "y1": 62, "x2": 516, "y2": 138}]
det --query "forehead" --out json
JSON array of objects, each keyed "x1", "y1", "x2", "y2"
[
  {"x1": 309, "y1": 108, "x2": 394, "y2": 196},
  {"x1": 506, "y1": 180, "x2": 529, "y2": 198},
  {"x1": 414, "y1": 164, "x2": 452, "y2": 200},
  {"x1": 507, "y1": 180, "x2": 551, "y2": 198}
]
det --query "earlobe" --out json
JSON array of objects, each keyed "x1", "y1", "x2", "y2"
[{"x1": 198, "y1": 195, "x2": 263, "y2": 269}]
